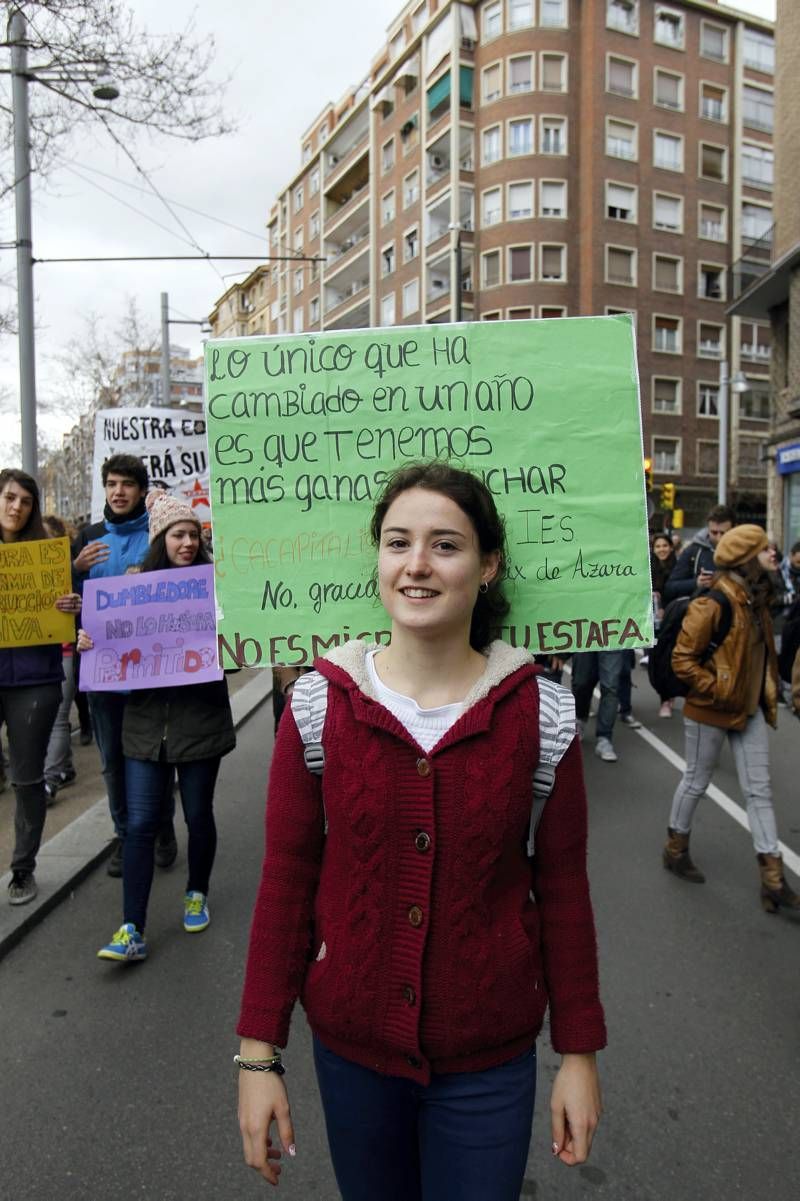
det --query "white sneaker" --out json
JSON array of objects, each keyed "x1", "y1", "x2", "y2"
[
  {"x1": 619, "y1": 713, "x2": 642, "y2": 729},
  {"x1": 594, "y1": 737, "x2": 618, "y2": 763}
]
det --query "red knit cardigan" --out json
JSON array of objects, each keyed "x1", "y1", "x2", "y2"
[{"x1": 238, "y1": 653, "x2": 606, "y2": 1085}]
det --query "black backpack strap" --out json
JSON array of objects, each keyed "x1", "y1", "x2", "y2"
[{"x1": 701, "y1": 587, "x2": 733, "y2": 659}]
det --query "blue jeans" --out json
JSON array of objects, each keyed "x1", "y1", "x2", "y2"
[
  {"x1": 571, "y1": 650, "x2": 624, "y2": 741},
  {"x1": 123, "y1": 755, "x2": 221, "y2": 932},
  {"x1": 313, "y1": 1037, "x2": 536, "y2": 1201},
  {"x1": 88, "y1": 692, "x2": 128, "y2": 838}
]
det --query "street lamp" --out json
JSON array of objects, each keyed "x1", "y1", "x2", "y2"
[
  {"x1": 717, "y1": 360, "x2": 748, "y2": 506},
  {"x1": 7, "y1": 7, "x2": 119, "y2": 474}
]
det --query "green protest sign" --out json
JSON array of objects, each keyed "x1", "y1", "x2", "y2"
[{"x1": 205, "y1": 316, "x2": 652, "y2": 668}]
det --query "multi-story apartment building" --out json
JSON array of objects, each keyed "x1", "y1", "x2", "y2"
[
  {"x1": 208, "y1": 0, "x2": 776, "y2": 527},
  {"x1": 730, "y1": 0, "x2": 799, "y2": 551}
]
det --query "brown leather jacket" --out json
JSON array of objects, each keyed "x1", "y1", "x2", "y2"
[{"x1": 672, "y1": 571, "x2": 778, "y2": 730}]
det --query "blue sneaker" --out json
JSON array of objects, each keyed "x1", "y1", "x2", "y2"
[
  {"x1": 97, "y1": 923, "x2": 148, "y2": 962},
  {"x1": 183, "y1": 891, "x2": 210, "y2": 932}
]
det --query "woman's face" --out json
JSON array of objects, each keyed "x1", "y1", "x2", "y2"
[
  {"x1": 0, "y1": 481, "x2": 34, "y2": 542},
  {"x1": 653, "y1": 537, "x2": 672, "y2": 562},
  {"x1": 378, "y1": 487, "x2": 499, "y2": 642},
  {"x1": 165, "y1": 521, "x2": 200, "y2": 567}
]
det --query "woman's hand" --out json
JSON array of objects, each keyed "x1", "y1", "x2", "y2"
[
  {"x1": 550, "y1": 1052, "x2": 602, "y2": 1166},
  {"x1": 55, "y1": 592, "x2": 82, "y2": 614},
  {"x1": 76, "y1": 628, "x2": 94, "y2": 653},
  {"x1": 238, "y1": 1070, "x2": 296, "y2": 1187}
]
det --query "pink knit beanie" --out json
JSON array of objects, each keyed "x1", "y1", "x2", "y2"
[{"x1": 148, "y1": 492, "x2": 200, "y2": 544}]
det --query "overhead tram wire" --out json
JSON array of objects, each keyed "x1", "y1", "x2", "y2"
[
  {"x1": 33, "y1": 254, "x2": 322, "y2": 264},
  {"x1": 23, "y1": 8, "x2": 228, "y2": 287}
]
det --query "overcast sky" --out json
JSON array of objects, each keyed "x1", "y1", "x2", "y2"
[{"x1": 0, "y1": 0, "x2": 777, "y2": 464}]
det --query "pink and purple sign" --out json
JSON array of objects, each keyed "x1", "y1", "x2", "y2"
[{"x1": 80, "y1": 565, "x2": 222, "y2": 691}]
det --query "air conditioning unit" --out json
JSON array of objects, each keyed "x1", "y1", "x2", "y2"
[
  {"x1": 328, "y1": 153, "x2": 340, "y2": 168},
  {"x1": 430, "y1": 153, "x2": 446, "y2": 169}
]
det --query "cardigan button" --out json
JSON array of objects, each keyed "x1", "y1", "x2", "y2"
[
  {"x1": 414, "y1": 832, "x2": 431, "y2": 853},
  {"x1": 416, "y1": 758, "x2": 431, "y2": 777},
  {"x1": 408, "y1": 905, "x2": 424, "y2": 927},
  {"x1": 402, "y1": 985, "x2": 417, "y2": 1006},
  {"x1": 406, "y1": 1055, "x2": 422, "y2": 1069}
]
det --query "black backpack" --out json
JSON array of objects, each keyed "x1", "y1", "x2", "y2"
[
  {"x1": 648, "y1": 588, "x2": 733, "y2": 699},
  {"x1": 778, "y1": 600, "x2": 800, "y2": 683}
]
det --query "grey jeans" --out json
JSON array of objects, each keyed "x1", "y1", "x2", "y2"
[
  {"x1": 1, "y1": 684, "x2": 62, "y2": 873},
  {"x1": 669, "y1": 709, "x2": 779, "y2": 855}
]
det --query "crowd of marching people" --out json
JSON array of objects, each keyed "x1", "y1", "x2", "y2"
[{"x1": 2, "y1": 451, "x2": 800, "y2": 1196}]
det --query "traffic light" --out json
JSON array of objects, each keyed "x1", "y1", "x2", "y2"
[
  {"x1": 644, "y1": 457, "x2": 653, "y2": 492},
  {"x1": 661, "y1": 482, "x2": 676, "y2": 510}
]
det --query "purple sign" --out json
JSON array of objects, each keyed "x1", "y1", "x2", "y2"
[{"x1": 80, "y1": 565, "x2": 222, "y2": 691}]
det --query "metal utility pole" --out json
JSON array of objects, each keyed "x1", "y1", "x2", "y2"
[
  {"x1": 160, "y1": 291, "x2": 171, "y2": 407},
  {"x1": 718, "y1": 360, "x2": 729, "y2": 506},
  {"x1": 9, "y1": 8, "x2": 38, "y2": 474}
]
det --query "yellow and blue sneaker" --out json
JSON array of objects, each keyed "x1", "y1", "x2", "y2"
[
  {"x1": 97, "y1": 923, "x2": 148, "y2": 962},
  {"x1": 183, "y1": 892, "x2": 210, "y2": 933}
]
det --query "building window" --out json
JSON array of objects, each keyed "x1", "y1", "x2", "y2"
[
  {"x1": 742, "y1": 29, "x2": 774, "y2": 74},
  {"x1": 401, "y1": 113, "x2": 419, "y2": 154},
  {"x1": 382, "y1": 138, "x2": 395, "y2": 173},
  {"x1": 509, "y1": 245, "x2": 533, "y2": 282},
  {"x1": 294, "y1": 228, "x2": 303, "y2": 252},
  {"x1": 540, "y1": 180, "x2": 566, "y2": 218},
  {"x1": 654, "y1": 68, "x2": 683, "y2": 111},
  {"x1": 540, "y1": 244, "x2": 566, "y2": 281},
  {"x1": 382, "y1": 190, "x2": 395, "y2": 225},
  {"x1": 404, "y1": 170, "x2": 419, "y2": 208},
  {"x1": 698, "y1": 322, "x2": 724, "y2": 358},
  {"x1": 292, "y1": 307, "x2": 303, "y2": 334},
  {"x1": 293, "y1": 269, "x2": 303, "y2": 296},
  {"x1": 742, "y1": 85, "x2": 774, "y2": 134},
  {"x1": 697, "y1": 440, "x2": 719, "y2": 475},
  {"x1": 655, "y1": 6, "x2": 684, "y2": 50},
  {"x1": 508, "y1": 0, "x2": 533, "y2": 30},
  {"x1": 482, "y1": 310, "x2": 502, "y2": 321},
  {"x1": 653, "y1": 191, "x2": 682, "y2": 232},
  {"x1": 482, "y1": 63, "x2": 502, "y2": 102},
  {"x1": 482, "y1": 187, "x2": 502, "y2": 226},
  {"x1": 653, "y1": 377, "x2": 681, "y2": 414},
  {"x1": 310, "y1": 169, "x2": 320, "y2": 196},
  {"x1": 606, "y1": 118, "x2": 637, "y2": 161},
  {"x1": 509, "y1": 180, "x2": 534, "y2": 219},
  {"x1": 739, "y1": 321, "x2": 771, "y2": 365},
  {"x1": 403, "y1": 277, "x2": 420, "y2": 316},
  {"x1": 294, "y1": 185, "x2": 304, "y2": 213},
  {"x1": 508, "y1": 306, "x2": 533, "y2": 319},
  {"x1": 484, "y1": 1, "x2": 502, "y2": 38},
  {"x1": 606, "y1": 182, "x2": 637, "y2": 222},
  {"x1": 607, "y1": 56, "x2": 637, "y2": 99},
  {"x1": 540, "y1": 305, "x2": 567, "y2": 318},
  {"x1": 508, "y1": 55, "x2": 533, "y2": 94},
  {"x1": 482, "y1": 249, "x2": 501, "y2": 287},
  {"x1": 606, "y1": 245, "x2": 636, "y2": 286},
  {"x1": 309, "y1": 296, "x2": 320, "y2": 324},
  {"x1": 309, "y1": 211, "x2": 320, "y2": 239},
  {"x1": 541, "y1": 116, "x2": 566, "y2": 155},
  {"x1": 404, "y1": 227, "x2": 419, "y2": 262},
  {"x1": 381, "y1": 244, "x2": 395, "y2": 277},
  {"x1": 700, "y1": 21, "x2": 728, "y2": 63},
  {"x1": 381, "y1": 293, "x2": 396, "y2": 325},
  {"x1": 654, "y1": 315, "x2": 681, "y2": 354},
  {"x1": 738, "y1": 438, "x2": 767, "y2": 476},
  {"x1": 412, "y1": 3, "x2": 428, "y2": 35},
  {"x1": 700, "y1": 142, "x2": 726, "y2": 182},
  {"x1": 607, "y1": 0, "x2": 638, "y2": 35},
  {"x1": 653, "y1": 437, "x2": 681, "y2": 473},
  {"x1": 653, "y1": 254, "x2": 681, "y2": 293},
  {"x1": 739, "y1": 382, "x2": 771, "y2": 421},
  {"x1": 540, "y1": 53, "x2": 567, "y2": 93},
  {"x1": 540, "y1": 0, "x2": 567, "y2": 28},
  {"x1": 699, "y1": 264, "x2": 725, "y2": 301},
  {"x1": 699, "y1": 202, "x2": 725, "y2": 242},
  {"x1": 302, "y1": 142, "x2": 312, "y2": 164},
  {"x1": 654, "y1": 131, "x2": 683, "y2": 172},
  {"x1": 482, "y1": 125, "x2": 502, "y2": 164},
  {"x1": 508, "y1": 118, "x2": 533, "y2": 156},
  {"x1": 700, "y1": 83, "x2": 727, "y2": 123},
  {"x1": 697, "y1": 383, "x2": 719, "y2": 417},
  {"x1": 741, "y1": 201, "x2": 773, "y2": 242}
]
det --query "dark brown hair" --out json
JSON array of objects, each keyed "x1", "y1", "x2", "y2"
[
  {"x1": 0, "y1": 468, "x2": 47, "y2": 541},
  {"x1": 707, "y1": 504, "x2": 735, "y2": 526},
  {"x1": 139, "y1": 527, "x2": 212, "y2": 573},
  {"x1": 102, "y1": 453, "x2": 148, "y2": 492},
  {"x1": 369, "y1": 461, "x2": 510, "y2": 650}
]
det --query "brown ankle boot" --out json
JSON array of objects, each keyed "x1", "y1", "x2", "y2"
[
  {"x1": 756, "y1": 853, "x2": 800, "y2": 915},
  {"x1": 663, "y1": 828, "x2": 705, "y2": 883}
]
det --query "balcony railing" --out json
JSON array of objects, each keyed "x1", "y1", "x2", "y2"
[{"x1": 731, "y1": 222, "x2": 775, "y2": 299}]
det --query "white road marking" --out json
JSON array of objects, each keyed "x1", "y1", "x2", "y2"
[{"x1": 634, "y1": 722, "x2": 800, "y2": 881}]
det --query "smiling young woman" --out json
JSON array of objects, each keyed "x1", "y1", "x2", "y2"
[
  {"x1": 0, "y1": 469, "x2": 82, "y2": 906},
  {"x1": 236, "y1": 462, "x2": 606, "y2": 1199}
]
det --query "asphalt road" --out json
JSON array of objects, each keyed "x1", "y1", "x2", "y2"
[{"x1": 1, "y1": 667, "x2": 799, "y2": 1201}]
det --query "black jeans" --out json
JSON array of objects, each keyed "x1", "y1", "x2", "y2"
[{"x1": 2, "y1": 684, "x2": 62, "y2": 873}]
